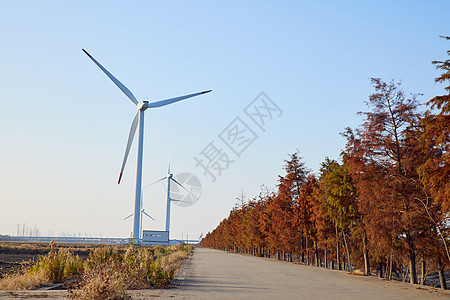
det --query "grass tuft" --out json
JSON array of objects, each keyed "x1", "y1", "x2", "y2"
[
  {"x1": 0, "y1": 271, "x2": 47, "y2": 290},
  {"x1": 30, "y1": 247, "x2": 83, "y2": 283}
]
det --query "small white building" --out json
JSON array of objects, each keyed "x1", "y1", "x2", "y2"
[{"x1": 142, "y1": 230, "x2": 169, "y2": 246}]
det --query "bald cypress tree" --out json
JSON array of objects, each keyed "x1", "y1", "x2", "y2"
[{"x1": 345, "y1": 78, "x2": 424, "y2": 284}]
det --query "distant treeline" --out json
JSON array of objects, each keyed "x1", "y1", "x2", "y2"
[{"x1": 200, "y1": 37, "x2": 449, "y2": 289}]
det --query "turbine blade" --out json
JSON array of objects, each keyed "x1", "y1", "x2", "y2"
[
  {"x1": 170, "y1": 199, "x2": 191, "y2": 204},
  {"x1": 168, "y1": 146, "x2": 172, "y2": 174},
  {"x1": 124, "y1": 214, "x2": 133, "y2": 220},
  {"x1": 118, "y1": 112, "x2": 139, "y2": 184},
  {"x1": 82, "y1": 49, "x2": 139, "y2": 105},
  {"x1": 147, "y1": 90, "x2": 212, "y2": 108},
  {"x1": 171, "y1": 178, "x2": 199, "y2": 200},
  {"x1": 142, "y1": 177, "x2": 167, "y2": 189},
  {"x1": 142, "y1": 210, "x2": 155, "y2": 221}
]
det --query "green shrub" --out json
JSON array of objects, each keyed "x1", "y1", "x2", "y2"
[
  {"x1": 175, "y1": 243, "x2": 194, "y2": 254},
  {"x1": 30, "y1": 246, "x2": 83, "y2": 283},
  {"x1": 147, "y1": 257, "x2": 174, "y2": 288}
]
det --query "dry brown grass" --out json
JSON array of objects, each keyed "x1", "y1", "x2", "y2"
[
  {"x1": 0, "y1": 241, "x2": 84, "y2": 290},
  {"x1": 0, "y1": 241, "x2": 109, "y2": 278},
  {"x1": 349, "y1": 269, "x2": 366, "y2": 276},
  {"x1": 68, "y1": 244, "x2": 193, "y2": 298},
  {"x1": 0, "y1": 241, "x2": 194, "y2": 298},
  {"x1": 161, "y1": 250, "x2": 188, "y2": 274},
  {"x1": 68, "y1": 259, "x2": 130, "y2": 300},
  {"x1": 0, "y1": 271, "x2": 49, "y2": 290}
]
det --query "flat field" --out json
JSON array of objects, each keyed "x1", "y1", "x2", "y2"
[{"x1": 0, "y1": 241, "x2": 122, "y2": 277}]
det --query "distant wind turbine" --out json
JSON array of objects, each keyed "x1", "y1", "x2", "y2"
[
  {"x1": 82, "y1": 49, "x2": 211, "y2": 243},
  {"x1": 124, "y1": 191, "x2": 155, "y2": 240},
  {"x1": 144, "y1": 162, "x2": 198, "y2": 234}
]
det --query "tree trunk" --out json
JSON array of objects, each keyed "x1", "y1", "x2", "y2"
[
  {"x1": 388, "y1": 252, "x2": 393, "y2": 280},
  {"x1": 343, "y1": 230, "x2": 352, "y2": 272},
  {"x1": 438, "y1": 257, "x2": 447, "y2": 290},
  {"x1": 378, "y1": 262, "x2": 383, "y2": 278},
  {"x1": 408, "y1": 238, "x2": 417, "y2": 284},
  {"x1": 324, "y1": 248, "x2": 328, "y2": 269},
  {"x1": 336, "y1": 223, "x2": 341, "y2": 270},
  {"x1": 342, "y1": 249, "x2": 346, "y2": 271},
  {"x1": 301, "y1": 233, "x2": 305, "y2": 263},
  {"x1": 306, "y1": 236, "x2": 309, "y2": 265},
  {"x1": 314, "y1": 237, "x2": 319, "y2": 267},
  {"x1": 420, "y1": 258, "x2": 426, "y2": 285},
  {"x1": 301, "y1": 233, "x2": 304, "y2": 263},
  {"x1": 363, "y1": 230, "x2": 370, "y2": 276}
]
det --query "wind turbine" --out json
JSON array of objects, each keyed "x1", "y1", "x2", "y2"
[
  {"x1": 82, "y1": 49, "x2": 211, "y2": 243},
  {"x1": 124, "y1": 191, "x2": 155, "y2": 240},
  {"x1": 144, "y1": 163, "x2": 198, "y2": 234}
]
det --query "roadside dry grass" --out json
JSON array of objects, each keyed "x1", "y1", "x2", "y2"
[
  {"x1": 0, "y1": 241, "x2": 193, "y2": 299},
  {"x1": 0, "y1": 241, "x2": 102, "y2": 277},
  {"x1": 0, "y1": 272, "x2": 48, "y2": 290}
]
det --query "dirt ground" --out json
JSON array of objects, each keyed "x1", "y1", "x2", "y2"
[{"x1": 2, "y1": 247, "x2": 450, "y2": 299}]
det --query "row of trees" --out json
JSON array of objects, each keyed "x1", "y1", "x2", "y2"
[{"x1": 200, "y1": 37, "x2": 449, "y2": 288}]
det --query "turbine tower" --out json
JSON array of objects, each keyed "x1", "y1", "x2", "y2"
[
  {"x1": 164, "y1": 164, "x2": 195, "y2": 233},
  {"x1": 83, "y1": 49, "x2": 211, "y2": 243}
]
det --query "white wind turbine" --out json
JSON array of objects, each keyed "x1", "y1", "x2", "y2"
[
  {"x1": 124, "y1": 191, "x2": 155, "y2": 240},
  {"x1": 144, "y1": 163, "x2": 198, "y2": 234},
  {"x1": 82, "y1": 49, "x2": 211, "y2": 243}
]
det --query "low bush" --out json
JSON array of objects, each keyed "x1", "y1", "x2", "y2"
[
  {"x1": 30, "y1": 246, "x2": 83, "y2": 283},
  {"x1": 68, "y1": 256, "x2": 130, "y2": 300}
]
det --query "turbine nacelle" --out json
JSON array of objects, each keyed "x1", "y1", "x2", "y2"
[{"x1": 137, "y1": 101, "x2": 149, "y2": 111}]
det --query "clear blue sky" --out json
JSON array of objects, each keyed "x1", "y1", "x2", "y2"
[{"x1": 0, "y1": 1, "x2": 448, "y2": 239}]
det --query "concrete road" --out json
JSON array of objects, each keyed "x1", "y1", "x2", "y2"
[{"x1": 134, "y1": 247, "x2": 450, "y2": 299}]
